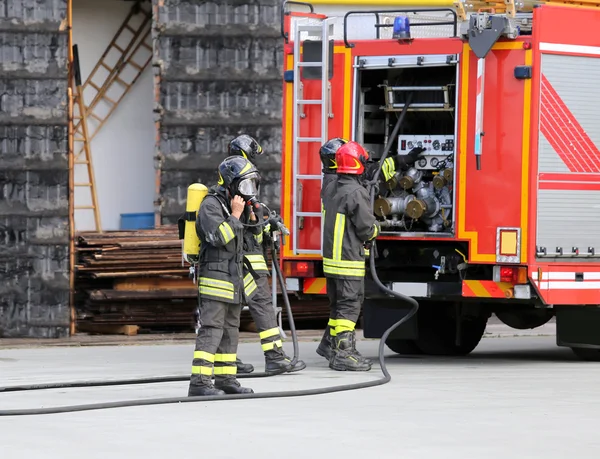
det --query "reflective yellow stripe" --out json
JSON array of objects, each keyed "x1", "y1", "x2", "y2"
[
  {"x1": 323, "y1": 258, "x2": 366, "y2": 277},
  {"x1": 324, "y1": 258, "x2": 365, "y2": 269},
  {"x1": 218, "y1": 222, "x2": 235, "y2": 244},
  {"x1": 193, "y1": 351, "x2": 214, "y2": 362},
  {"x1": 335, "y1": 319, "x2": 356, "y2": 334},
  {"x1": 328, "y1": 318, "x2": 337, "y2": 336},
  {"x1": 259, "y1": 327, "x2": 280, "y2": 340},
  {"x1": 254, "y1": 232, "x2": 263, "y2": 245},
  {"x1": 199, "y1": 286, "x2": 235, "y2": 300},
  {"x1": 323, "y1": 266, "x2": 365, "y2": 277},
  {"x1": 364, "y1": 249, "x2": 370, "y2": 258},
  {"x1": 332, "y1": 213, "x2": 345, "y2": 260},
  {"x1": 191, "y1": 365, "x2": 213, "y2": 376},
  {"x1": 246, "y1": 254, "x2": 268, "y2": 271},
  {"x1": 199, "y1": 278, "x2": 234, "y2": 291},
  {"x1": 246, "y1": 254, "x2": 266, "y2": 262},
  {"x1": 262, "y1": 340, "x2": 283, "y2": 351},
  {"x1": 383, "y1": 157, "x2": 396, "y2": 181},
  {"x1": 214, "y1": 366, "x2": 237, "y2": 375},
  {"x1": 240, "y1": 162, "x2": 252, "y2": 175},
  {"x1": 244, "y1": 279, "x2": 257, "y2": 296},
  {"x1": 214, "y1": 353, "x2": 237, "y2": 362},
  {"x1": 244, "y1": 272, "x2": 258, "y2": 295},
  {"x1": 370, "y1": 224, "x2": 379, "y2": 240}
]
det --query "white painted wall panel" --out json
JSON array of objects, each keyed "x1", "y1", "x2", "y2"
[{"x1": 73, "y1": 0, "x2": 155, "y2": 231}]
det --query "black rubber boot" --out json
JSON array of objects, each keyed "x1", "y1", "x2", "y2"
[
  {"x1": 281, "y1": 352, "x2": 307, "y2": 373},
  {"x1": 214, "y1": 377, "x2": 254, "y2": 394},
  {"x1": 329, "y1": 331, "x2": 372, "y2": 372},
  {"x1": 188, "y1": 376, "x2": 226, "y2": 397},
  {"x1": 265, "y1": 349, "x2": 293, "y2": 374},
  {"x1": 316, "y1": 325, "x2": 334, "y2": 361},
  {"x1": 265, "y1": 349, "x2": 307, "y2": 374},
  {"x1": 236, "y1": 358, "x2": 254, "y2": 374}
]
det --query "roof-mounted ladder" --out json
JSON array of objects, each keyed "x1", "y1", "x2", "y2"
[{"x1": 291, "y1": 18, "x2": 334, "y2": 256}]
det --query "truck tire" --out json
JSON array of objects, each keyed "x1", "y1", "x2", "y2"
[
  {"x1": 496, "y1": 309, "x2": 553, "y2": 330},
  {"x1": 385, "y1": 338, "x2": 422, "y2": 355},
  {"x1": 416, "y1": 306, "x2": 488, "y2": 356},
  {"x1": 571, "y1": 347, "x2": 600, "y2": 362}
]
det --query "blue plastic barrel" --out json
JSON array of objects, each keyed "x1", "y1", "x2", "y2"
[{"x1": 120, "y1": 212, "x2": 155, "y2": 230}]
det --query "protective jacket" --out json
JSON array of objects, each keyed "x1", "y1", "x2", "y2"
[
  {"x1": 195, "y1": 186, "x2": 249, "y2": 304},
  {"x1": 322, "y1": 175, "x2": 380, "y2": 279},
  {"x1": 321, "y1": 173, "x2": 338, "y2": 213},
  {"x1": 242, "y1": 205, "x2": 270, "y2": 282}
]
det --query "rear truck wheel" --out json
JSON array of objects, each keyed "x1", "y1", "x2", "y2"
[
  {"x1": 385, "y1": 338, "x2": 422, "y2": 355},
  {"x1": 415, "y1": 303, "x2": 489, "y2": 356},
  {"x1": 495, "y1": 309, "x2": 554, "y2": 330},
  {"x1": 556, "y1": 306, "x2": 600, "y2": 361}
]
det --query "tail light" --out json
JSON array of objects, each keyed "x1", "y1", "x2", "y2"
[
  {"x1": 283, "y1": 261, "x2": 315, "y2": 278},
  {"x1": 493, "y1": 266, "x2": 528, "y2": 284}
]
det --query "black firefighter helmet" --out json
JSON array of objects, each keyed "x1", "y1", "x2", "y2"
[
  {"x1": 217, "y1": 156, "x2": 261, "y2": 202},
  {"x1": 228, "y1": 135, "x2": 263, "y2": 160},
  {"x1": 319, "y1": 138, "x2": 348, "y2": 174}
]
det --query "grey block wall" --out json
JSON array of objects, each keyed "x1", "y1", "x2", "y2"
[
  {"x1": 0, "y1": 0, "x2": 70, "y2": 338},
  {"x1": 153, "y1": 0, "x2": 284, "y2": 224}
]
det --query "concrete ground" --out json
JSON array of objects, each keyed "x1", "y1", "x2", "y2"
[{"x1": 2, "y1": 320, "x2": 600, "y2": 459}]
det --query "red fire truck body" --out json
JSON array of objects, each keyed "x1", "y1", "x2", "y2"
[{"x1": 278, "y1": 1, "x2": 600, "y2": 359}]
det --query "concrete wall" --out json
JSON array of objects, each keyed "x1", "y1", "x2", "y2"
[
  {"x1": 0, "y1": 0, "x2": 70, "y2": 338},
  {"x1": 73, "y1": 0, "x2": 155, "y2": 231},
  {"x1": 154, "y1": 0, "x2": 284, "y2": 224}
]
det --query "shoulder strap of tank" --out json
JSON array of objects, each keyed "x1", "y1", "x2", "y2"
[{"x1": 205, "y1": 191, "x2": 231, "y2": 217}]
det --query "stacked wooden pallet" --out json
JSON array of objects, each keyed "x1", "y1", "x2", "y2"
[
  {"x1": 73, "y1": 226, "x2": 329, "y2": 335},
  {"x1": 73, "y1": 226, "x2": 197, "y2": 333}
]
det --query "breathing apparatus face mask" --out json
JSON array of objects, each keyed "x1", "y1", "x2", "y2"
[{"x1": 236, "y1": 174, "x2": 260, "y2": 202}]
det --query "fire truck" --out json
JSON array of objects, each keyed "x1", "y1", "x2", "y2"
[{"x1": 276, "y1": 0, "x2": 600, "y2": 360}]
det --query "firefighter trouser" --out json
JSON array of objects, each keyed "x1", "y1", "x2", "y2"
[
  {"x1": 246, "y1": 276, "x2": 284, "y2": 354},
  {"x1": 326, "y1": 278, "x2": 337, "y2": 336},
  {"x1": 190, "y1": 297, "x2": 241, "y2": 386},
  {"x1": 326, "y1": 277, "x2": 365, "y2": 337}
]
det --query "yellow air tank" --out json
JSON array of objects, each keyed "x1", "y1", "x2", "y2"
[{"x1": 180, "y1": 183, "x2": 208, "y2": 263}]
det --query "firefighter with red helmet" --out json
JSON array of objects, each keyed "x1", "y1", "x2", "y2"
[
  {"x1": 227, "y1": 134, "x2": 306, "y2": 375},
  {"x1": 316, "y1": 137, "x2": 348, "y2": 360},
  {"x1": 322, "y1": 141, "x2": 380, "y2": 371}
]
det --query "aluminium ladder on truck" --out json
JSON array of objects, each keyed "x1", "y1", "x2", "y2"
[
  {"x1": 291, "y1": 17, "x2": 334, "y2": 256},
  {"x1": 272, "y1": 17, "x2": 334, "y2": 335}
]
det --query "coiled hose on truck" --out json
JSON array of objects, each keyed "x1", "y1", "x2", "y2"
[{"x1": 0, "y1": 100, "x2": 419, "y2": 417}]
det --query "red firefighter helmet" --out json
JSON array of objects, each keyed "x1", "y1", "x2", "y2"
[{"x1": 335, "y1": 141, "x2": 370, "y2": 175}]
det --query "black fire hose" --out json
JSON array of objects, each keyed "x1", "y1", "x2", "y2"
[
  {"x1": 367, "y1": 93, "x2": 420, "y2": 311},
  {"x1": 0, "y1": 103, "x2": 419, "y2": 416}
]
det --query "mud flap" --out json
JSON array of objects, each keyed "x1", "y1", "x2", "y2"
[
  {"x1": 362, "y1": 298, "x2": 418, "y2": 340},
  {"x1": 556, "y1": 306, "x2": 600, "y2": 350}
]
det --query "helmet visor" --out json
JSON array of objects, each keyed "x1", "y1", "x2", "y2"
[{"x1": 237, "y1": 177, "x2": 259, "y2": 197}]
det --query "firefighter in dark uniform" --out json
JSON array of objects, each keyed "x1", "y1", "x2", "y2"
[
  {"x1": 227, "y1": 134, "x2": 306, "y2": 375},
  {"x1": 315, "y1": 137, "x2": 348, "y2": 361},
  {"x1": 322, "y1": 141, "x2": 380, "y2": 371},
  {"x1": 187, "y1": 156, "x2": 260, "y2": 396}
]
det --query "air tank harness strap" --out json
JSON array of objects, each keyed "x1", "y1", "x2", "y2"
[
  {"x1": 243, "y1": 256, "x2": 260, "y2": 280},
  {"x1": 177, "y1": 210, "x2": 197, "y2": 240}
]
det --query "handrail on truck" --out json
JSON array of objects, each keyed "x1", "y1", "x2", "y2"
[
  {"x1": 281, "y1": 1, "x2": 315, "y2": 43},
  {"x1": 343, "y1": 8, "x2": 459, "y2": 48}
]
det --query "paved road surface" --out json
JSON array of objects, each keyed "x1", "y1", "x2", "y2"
[{"x1": 1, "y1": 334, "x2": 599, "y2": 459}]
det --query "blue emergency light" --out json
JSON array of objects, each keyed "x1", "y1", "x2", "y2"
[{"x1": 392, "y1": 16, "x2": 411, "y2": 40}]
